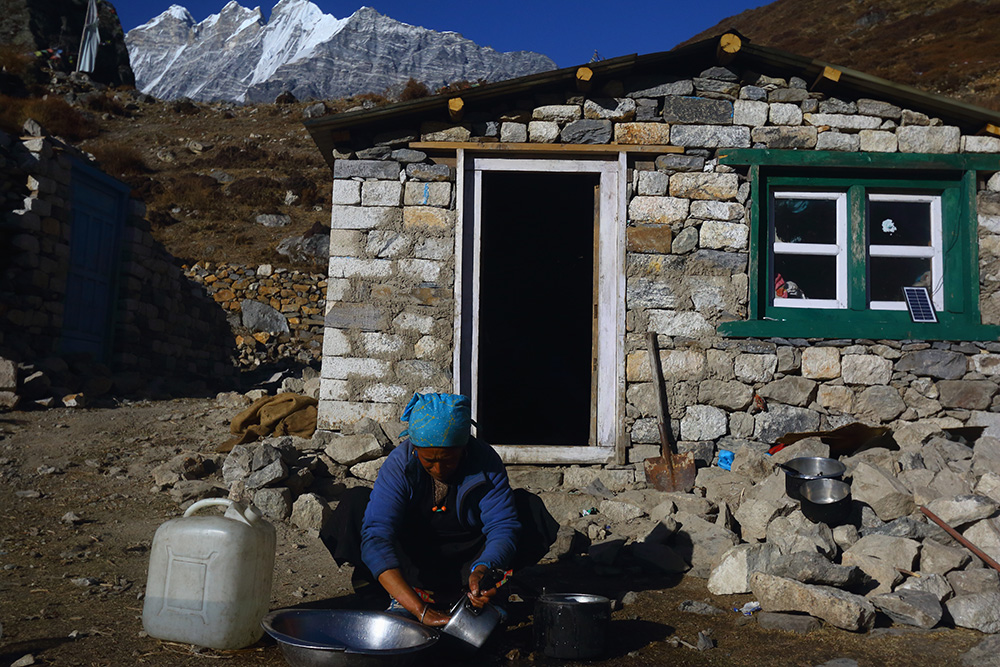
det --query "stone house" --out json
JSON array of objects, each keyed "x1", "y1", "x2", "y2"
[
  {"x1": 304, "y1": 33, "x2": 1000, "y2": 470},
  {"x1": 1, "y1": 126, "x2": 235, "y2": 402}
]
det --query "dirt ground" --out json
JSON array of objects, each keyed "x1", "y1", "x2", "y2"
[{"x1": 0, "y1": 398, "x2": 988, "y2": 667}]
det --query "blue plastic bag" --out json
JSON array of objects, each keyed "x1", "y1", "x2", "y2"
[{"x1": 717, "y1": 449, "x2": 734, "y2": 471}]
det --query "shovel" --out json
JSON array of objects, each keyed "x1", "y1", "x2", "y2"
[{"x1": 643, "y1": 332, "x2": 696, "y2": 493}]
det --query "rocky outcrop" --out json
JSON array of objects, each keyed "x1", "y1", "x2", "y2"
[{"x1": 125, "y1": 0, "x2": 555, "y2": 103}]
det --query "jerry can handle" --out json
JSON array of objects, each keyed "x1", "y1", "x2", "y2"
[
  {"x1": 183, "y1": 498, "x2": 265, "y2": 526},
  {"x1": 183, "y1": 498, "x2": 236, "y2": 517}
]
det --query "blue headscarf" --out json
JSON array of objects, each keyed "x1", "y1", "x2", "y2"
[{"x1": 399, "y1": 392, "x2": 471, "y2": 448}]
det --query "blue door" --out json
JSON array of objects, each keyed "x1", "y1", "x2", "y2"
[{"x1": 62, "y1": 161, "x2": 129, "y2": 360}]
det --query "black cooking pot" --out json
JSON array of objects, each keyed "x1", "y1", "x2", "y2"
[{"x1": 534, "y1": 593, "x2": 611, "y2": 660}]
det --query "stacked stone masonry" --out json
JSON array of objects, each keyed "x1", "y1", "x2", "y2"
[
  {"x1": 321, "y1": 66, "x2": 1000, "y2": 464},
  {"x1": 1, "y1": 127, "x2": 235, "y2": 392},
  {"x1": 183, "y1": 262, "x2": 327, "y2": 367}
]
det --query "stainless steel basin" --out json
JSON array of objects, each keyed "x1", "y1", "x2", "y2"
[{"x1": 262, "y1": 609, "x2": 438, "y2": 667}]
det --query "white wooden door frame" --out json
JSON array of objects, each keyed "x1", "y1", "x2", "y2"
[{"x1": 454, "y1": 152, "x2": 626, "y2": 465}]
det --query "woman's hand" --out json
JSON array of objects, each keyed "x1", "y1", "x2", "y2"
[
  {"x1": 467, "y1": 565, "x2": 500, "y2": 609},
  {"x1": 420, "y1": 606, "x2": 451, "y2": 627}
]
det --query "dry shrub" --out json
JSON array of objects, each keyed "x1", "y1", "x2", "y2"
[
  {"x1": 160, "y1": 173, "x2": 219, "y2": 212},
  {"x1": 84, "y1": 93, "x2": 127, "y2": 116},
  {"x1": 0, "y1": 95, "x2": 99, "y2": 140},
  {"x1": 354, "y1": 92, "x2": 389, "y2": 108},
  {"x1": 88, "y1": 141, "x2": 148, "y2": 177},
  {"x1": 281, "y1": 173, "x2": 319, "y2": 206},
  {"x1": 225, "y1": 176, "x2": 283, "y2": 207},
  {"x1": 399, "y1": 77, "x2": 429, "y2": 101},
  {"x1": 0, "y1": 45, "x2": 33, "y2": 77}
]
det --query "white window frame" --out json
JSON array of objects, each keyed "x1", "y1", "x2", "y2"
[
  {"x1": 772, "y1": 191, "x2": 848, "y2": 309},
  {"x1": 453, "y1": 152, "x2": 626, "y2": 465},
  {"x1": 867, "y1": 193, "x2": 943, "y2": 311}
]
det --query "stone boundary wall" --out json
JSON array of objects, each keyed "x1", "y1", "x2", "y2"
[
  {"x1": 0, "y1": 126, "x2": 235, "y2": 397},
  {"x1": 183, "y1": 262, "x2": 327, "y2": 367},
  {"x1": 320, "y1": 66, "x2": 1000, "y2": 462}
]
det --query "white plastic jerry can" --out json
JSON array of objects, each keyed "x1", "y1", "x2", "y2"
[{"x1": 142, "y1": 498, "x2": 276, "y2": 650}]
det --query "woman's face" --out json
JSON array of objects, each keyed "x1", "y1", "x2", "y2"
[{"x1": 415, "y1": 446, "x2": 465, "y2": 483}]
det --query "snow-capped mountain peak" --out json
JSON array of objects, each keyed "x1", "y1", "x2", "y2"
[{"x1": 125, "y1": 1, "x2": 555, "y2": 103}]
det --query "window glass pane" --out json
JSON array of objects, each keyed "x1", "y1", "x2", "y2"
[
  {"x1": 774, "y1": 254, "x2": 837, "y2": 300},
  {"x1": 774, "y1": 197, "x2": 837, "y2": 244},
  {"x1": 870, "y1": 257, "x2": 932, "y2": 302},
  {"x1": 869, "y1": 200, "x2": 931, "y2": 246}
]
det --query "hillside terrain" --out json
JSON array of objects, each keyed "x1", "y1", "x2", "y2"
[{"x1": 682, "y1": 0, "x2": 1000, "y2": 109}]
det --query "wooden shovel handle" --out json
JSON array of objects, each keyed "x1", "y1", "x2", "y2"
[{"x1": 646, "y1": 332, "x2": 675, "y2": 455}]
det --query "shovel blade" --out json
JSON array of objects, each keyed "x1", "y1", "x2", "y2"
[{"x1": 643, "y1": 452, "x2": 697, "y2": 493}]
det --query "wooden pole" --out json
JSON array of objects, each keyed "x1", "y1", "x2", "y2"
[
  {"x1": 920, "y1": 506, "x2": 1000, "y2": 575},
  {"x1": 716, "y1": 33, "x2": 742, "y2": 65},
  {"x1": 448, "y1": 97, "x2": 464, "y2": 122},
  {"x1": 576, "y1": 66, "x2": 593, "y2": 92}
]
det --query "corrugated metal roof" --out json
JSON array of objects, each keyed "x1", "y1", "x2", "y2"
[{"x1": 304, "y1": 34, "x2": 1000, "y2": 169}]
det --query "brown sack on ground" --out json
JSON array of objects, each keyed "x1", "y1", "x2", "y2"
[{"x1": 218, "y1": 393, "x2": 318, "y2": 452}]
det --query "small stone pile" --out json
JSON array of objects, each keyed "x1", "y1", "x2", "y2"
[
  {"x1": 0, "y1": 354, "x2": 127, "y2": 410},
  {"x1": 695, "y1": 432, "x2": 999, "y2": 634},
  {"x1": 183, "y1": 262, "x2": 327, "y2": 368},
  {"x1": 151, "y1": 411, "x2": 396, "y2": 534},
  {"x1": 497, "y1": 430, "x2": 1000, "y2": 635}
]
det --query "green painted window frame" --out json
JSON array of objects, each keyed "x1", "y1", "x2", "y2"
[{"x1": 717, "y1": 150, "x2": 1000, "y2": 341}]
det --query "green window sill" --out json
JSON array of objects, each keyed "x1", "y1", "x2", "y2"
[{"x1": 718, "y1": 312, "x2": 1000, "y2": 342}]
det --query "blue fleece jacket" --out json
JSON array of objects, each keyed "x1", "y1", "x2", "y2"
[{"x1": 360, "y1": 436, "x2": 520, "y2": 580}]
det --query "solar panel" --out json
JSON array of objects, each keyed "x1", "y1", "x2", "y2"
[{"x1": 903, "y1": 286, "x2": 937, "y2": 323}]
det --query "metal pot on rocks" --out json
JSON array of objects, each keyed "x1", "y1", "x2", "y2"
[
  {"x1": 800, "y1": 478, "x2": 852, "y2": 525},
  {"x1": 780, "y1": 457, "x2": 846, "y2": 501},
  {"x1": 534, "y1": 593, "x2": 611, "y2": 660}
]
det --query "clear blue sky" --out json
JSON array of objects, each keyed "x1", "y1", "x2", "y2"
[{"x1": 116, "y1": 0, "x2": 770, "y2": 68}]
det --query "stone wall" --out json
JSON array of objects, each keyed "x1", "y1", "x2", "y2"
[
  {"x1": 320, "y1": 65, "x2": 1000, "y2": 461},
  {"x1": 0, "y1": 126, "x2": 235, "y2": 400},
  {"x1": 321, "y1": 154, "x2": 456, "y2": 429},
  {"x1": 183, "y1": 261, "x2": 327, "y2": 368}
]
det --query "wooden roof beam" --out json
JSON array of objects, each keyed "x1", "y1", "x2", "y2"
[
  {"x1": 448, "y1": 97, "x2": 464, "y2": 122},
  {"x1": 811, "y1": 66, "x2": 842, "y2": 92},
  {"x1": 576, "y1": 66, "x2": 593, "y2": 92},
  {"x1": 979, "y1": 123, "x2": 1000, "y2": 138},
  {"x1": 716, "y1": 33, "x2": 742, "y2": 66}
]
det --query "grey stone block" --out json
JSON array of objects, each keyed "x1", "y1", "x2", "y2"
[
  {"x1": 324, "y1": 305, "x2": 385, "y2": 331},
  {"x1": 560, "y1": 119, "x2": 613, "y2": 144},
  {"x1": 333, "y1": 159, "x2": 400, "y2": 180},
  {"x1": 662, "y1": 97, "x2": 733, "y2": 124}
]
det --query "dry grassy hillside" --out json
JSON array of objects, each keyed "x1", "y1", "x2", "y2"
[{"x1": 681, "y1": 0, "x2": 1000, "y2": 109}]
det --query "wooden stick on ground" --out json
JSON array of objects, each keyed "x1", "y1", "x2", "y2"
[{"x1": 920, "y1": 505, "x2": 1000, "y2": 574}]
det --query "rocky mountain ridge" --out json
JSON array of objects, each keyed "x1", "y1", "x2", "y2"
[{"x1": 125, "y1": 0, "x2": 556, "y2": 103}]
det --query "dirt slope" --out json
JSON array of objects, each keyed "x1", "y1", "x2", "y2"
[{"x1": 681, "y1": 0, "x2": 1000, "y2": 109}]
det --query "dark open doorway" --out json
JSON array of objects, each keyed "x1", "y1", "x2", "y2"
[{"x1": 475, "y1": 171, "x2": 599, "y2": 446}]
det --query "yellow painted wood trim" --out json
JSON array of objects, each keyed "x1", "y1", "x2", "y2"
[{"x1": 410, "y1": 141, "x2": 685, "y2": 154}]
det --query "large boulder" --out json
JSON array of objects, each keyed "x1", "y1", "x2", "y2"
[{"x1": 750, "y1": 572, "x2": 876, "y2": 632}]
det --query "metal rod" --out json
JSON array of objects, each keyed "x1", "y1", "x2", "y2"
[{"x1": 920, "y1": 505, "x2": 1000, "y2": 574}]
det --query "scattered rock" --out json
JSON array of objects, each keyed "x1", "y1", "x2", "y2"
[
  {"x1": 871, "y1": 590, "x2": 943, "y2": 628},
  {"x1": 756, "y1": 611, "x2": 820, "y2": 634}
]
